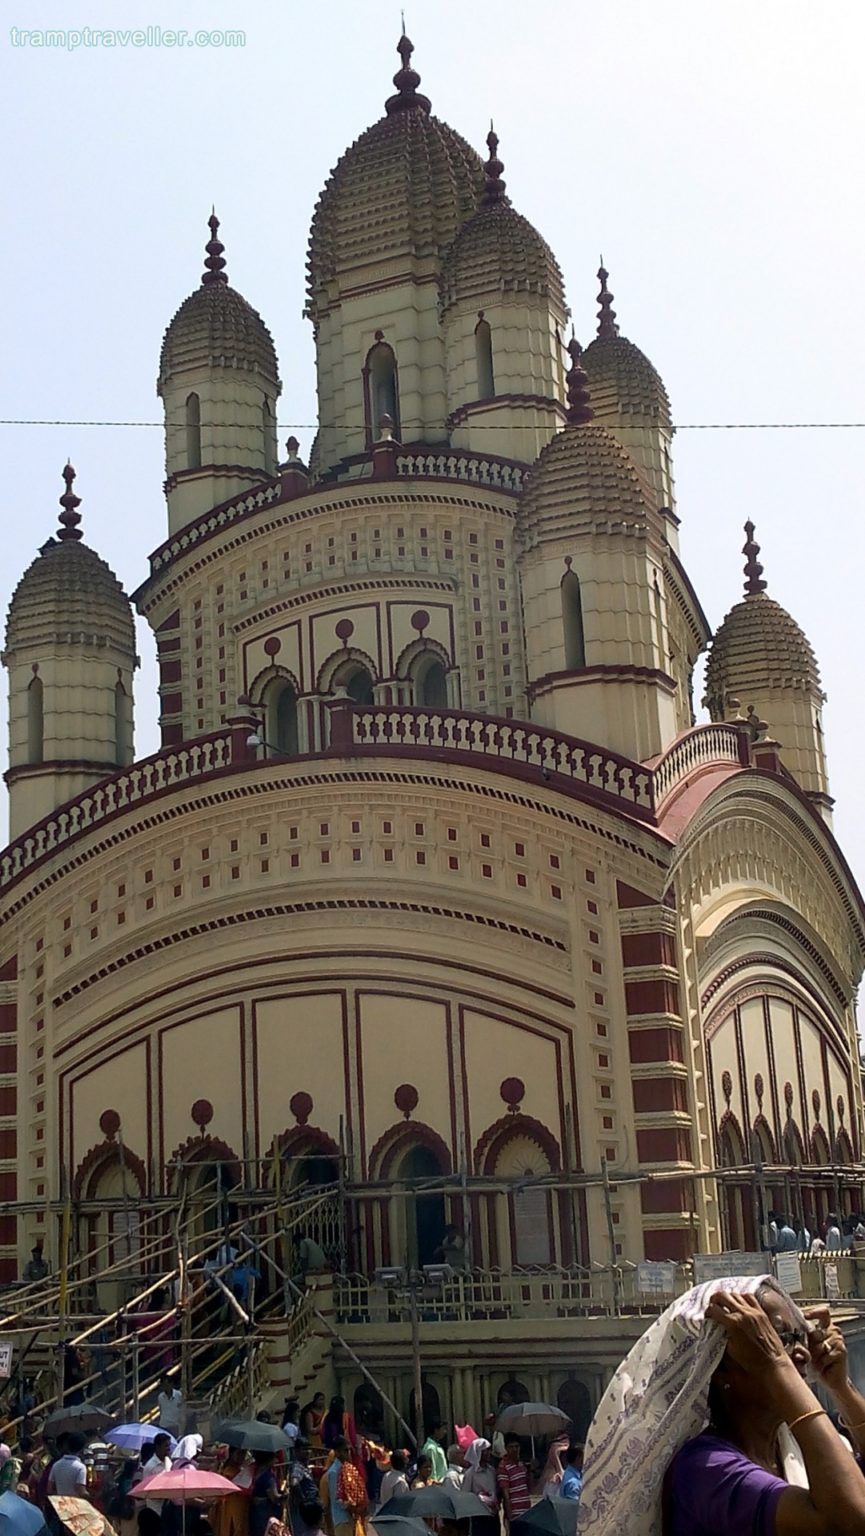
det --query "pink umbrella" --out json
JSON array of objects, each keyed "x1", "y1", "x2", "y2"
[{"x1": 133, "y1": 1467, "x2": 239, "y2": 1536}]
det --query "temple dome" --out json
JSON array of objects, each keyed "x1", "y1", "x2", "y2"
[
  {"x1": 306, "y1": 35, "x2": 484, "y2": 318},
  {"x1": 440, "y1": 130, "x2": 566, "y2": 315},
  {"x1": 158, "y1": 215, "x2": 279, "y2": 387},
  {"x1": 518, "y1": 342, "x2": 652, "y2": 549},
  {"x1": 5, "y1": 467, "x2": 136, "y2": 658},
  {"x1": 581, "y1": 266, "x2": 671, "y2": 430},
  {"x1": 704, "y1": 524, "x2": 822, "y2": 717}
]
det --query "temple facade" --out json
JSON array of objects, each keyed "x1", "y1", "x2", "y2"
[{"x1": 2, "y1": 34, "x2": 863, "y2": 1431}]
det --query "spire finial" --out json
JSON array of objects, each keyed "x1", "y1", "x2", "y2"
[
  {"x1": 743, "y1": 520, "x2": 767, "y2": 595},
  {"x1": 597, "y1": 258, "x2": 619, "y2": 340},
  {"x1": 57, "y1": 461, "x2": 83, "y2": 541},
  {"x1": 565, "y1": 337, "x2": 594, "y2": 425},
  {"x1": 386, "y1": 27, "x2": 431, "y2": 115},
  {"x1": 482, "y1": 123, "x2": 507, "y2": 205},
  {"x1": 202, "y1": 210, "x2": 228, "y2": 286}
]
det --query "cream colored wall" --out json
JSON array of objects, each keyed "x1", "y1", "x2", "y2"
[
  {"x1": 161, "y1": 371, "x2": 280, "y2": 534},
  {"x1": 442, "y1": 295, "x2": 567, "y2": 462},
  {"x1": 2, "y1": 758, "x2": 684, "y2": 1270}
]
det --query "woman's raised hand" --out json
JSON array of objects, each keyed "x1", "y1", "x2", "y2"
[
  {"x1": 804, "y1": 1305, "x2": 849, "y2": 1392},
  {"x1": 706, "y1": 1290, "x2": 792, "y2": 1372}
]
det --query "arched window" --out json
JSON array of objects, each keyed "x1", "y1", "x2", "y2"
[
  {"x1": 332, "y1": 662, "x2": 375, "y2": 705},
  {"x1": 27, "y1": 675, "x2": 43, "y2": 764},
  {"x1": 366, "y1": 342, "x2": 399, "y2": 441},
  {"x1": 274, "y1": 683, "x2": 299, "y2": 755},
  {"x1": 262, "y1": 395, "x2": 276, "y2": 476},
  {"x1": 185, "y1": 392, "x2": 201, "y2": 469},
  {"x1": 418, "y1": 660, "x2": 447, "y2": 708},
  {"x1": 811, "y1": 1126, "x2": 830, "y2": 1165},
  {"x1": 475, "y1": 318, "x2": 494, "y2": 399},
  {"x1": 114, "y1": 680, "x2": 129, "y2": 766},
  {"x1": 561, "y1": 568, "x2": 586, "y2": 669}
]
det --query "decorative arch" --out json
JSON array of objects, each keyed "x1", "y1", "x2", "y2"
[
  {"x1": 395, "y1": 637, "x2": 451, "y2": 708},
  {"x1": 368, "y1": 1121, "x2": 452, "y2": 1181},
  {"x1": 717, "y1": 1110, "x2": 746, "y2": 1165},
  {"x1": 394, "y1": 636, "x2": 451, "y2": 682},
  {"x1": 248, "y1": 662, "x2": 303, "y2": 706},
  {"x1": 167, "y1": 1134, "x2": 242, "y2": 1191},
  {"x1": 751, "y1": 1116, "x2": 777, "y2": 1163},
  {"x1": 473, "y1": 1113, "x2": 561, "y2": 1175},
  {"x1": 73, "y1": 1139, "x2": 147, "y2": 1202},
  {"x1": 363, "y1": 339, "x2": 400, "y2": 443},
  {"x1": 27, "y1": 674, "x2": 43, "y2": 764},
  {"x1": 475, "y1": 317, "x2": 495, "y2": 400},
  {"x1": 835, "y1": 1128, "x2": 855, "y2": 1164},
  {"x1": 185, "y1": 392, "x2": 201, "y2": 469},
  {"x1": 269, "y1": 1124, "x2": 341, "y2": 1182},
  {"x1": 316, "y1": 646, "x2": 379, "y2": 698},
  {"x1": 782, "y1": 1117, "x2": 806, "y2": 1166},
  {"x1": 810, "y1": 1125, "x2": 831, "y2": 1165},
  {"x1": 561, "y1": 564, "x2": 586, "y2": 669}
]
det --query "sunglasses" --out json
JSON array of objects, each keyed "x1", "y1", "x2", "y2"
[{"x1": 774, "y1": 1325, "x2": 809, "y2": 1351}]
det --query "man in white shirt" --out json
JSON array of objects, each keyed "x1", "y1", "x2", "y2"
[
  {"x1": 378, "y1": 1450, "x2": 409, "y2": 1505},
  {"x1": 141, "y1": 1432, "x2": 172, "y2": 1511},
  {"x1": 156, "y1": 1373, "x2": 184, "y2": 1435},
  {"x1": 48, "y1": 1433, "x2": 89, "y2": 1499},
  {"x1": 825, "y1": 1213, "x2": 844, "y2": 1251}
]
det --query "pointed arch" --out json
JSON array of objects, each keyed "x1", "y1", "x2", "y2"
[
  {"x1": 810, "y1": 1124, "x2": 831, "y2": 1165},
  {"x1": 751, "y1": 1116, "x2": 777, "y2": 1163},
  {"x1": 27, "y1": 674, "x2": 43, "y2": 764},
  {"x1": 368, "y1": 1121, "x2": 452, "y2": 1181},
  {"x1": 167, "y1": 1134, "x2": 242, "y2": 1192},
  {"x1": 317, "y1": 646, "x2": 378, "y2": 700},
  {"x1": 473, "y1": 1113, "x2": 561, "y2": 1175},
  {"x1": 364, "y1": 340, "x2": 400, "y2": 443},
  {"x1": 561, "y1": 567, "x2": 586, "y2": 669},
  {"x1": 717, "y1": 1110, "x2": 746, "y2": 1166},
  {"x1": 475, "y1": 317, "x2": 494, "y2": 400},
  {"x1": 835, "y1": 1128, "x2": 855, "y2": 1165},
  {"x1": 185, "y1": 392, "x2": 201, "y2": 469},
  {"x1": 395, "y1": 638, "x2": 452, "y2": 708},
  {"x1": 269, "y1": 1124, "x2": 341, "y2": 1183},
  {"x1": 73, "y1": 1138, "x2": 147, "y2": 1201}
]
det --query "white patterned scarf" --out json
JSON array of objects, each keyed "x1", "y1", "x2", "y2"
[{"x1": 577, "y1": 1274, "x2": 805, "y2": 1536}]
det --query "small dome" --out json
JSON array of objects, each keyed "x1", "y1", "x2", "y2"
[
  {"x1": 704, "y1": 522, "x2": 822, "y2": 716},
  {"x1": 440, "y1": 130, "x2": 566, "y2": 315},
  {"x1": 159, "y1": 215, "x2": 279, "y2": 388},
  {"x1": 581, "y1": 265, "x2": 671, "y2": 431},
  {"x1": 518, "y1": 341, "x2": 652, "y2": 549},
  {"x1": 5, "y1": 466, "x2": 136, "y2": 657},
  {"x1": 306, "y1": 36, "x2": 484, "y2": 318}
]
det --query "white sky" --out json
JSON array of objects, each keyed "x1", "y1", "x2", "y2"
[{"x1": 2, "y1": 0, "x2": 864, "y2": 886}]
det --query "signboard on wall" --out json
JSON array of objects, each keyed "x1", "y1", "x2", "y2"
[
  {"x1": 693, "y1": 1251, "x2": 765, "y2": 1283},
  {"x1": 512, "y1": 1186, "x2": 552, "y2": 1266},
  {"x1": 825, "y1": 1264, "x2": 841, "y2": 1300},
  {"x1": 0, "y1": 1343, "x2": 14, "y2": 1379},
  {"x1": 637, "y1": 1261, "x2": 678, "y2": 1295},
  {"x1": 774, "y1": 1253, "x2": 802, "y2": 1294}
]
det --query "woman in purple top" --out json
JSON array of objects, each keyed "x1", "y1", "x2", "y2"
[{"x1": 578, "y1": 1276, "x2": 865, "y2": 1536}]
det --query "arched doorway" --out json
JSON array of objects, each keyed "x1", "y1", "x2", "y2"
[
  {"x1": 557, "y1": 1378, "x2": 592, "y2": 1441},
  {"x1": 718, "y1": 1117, "x2": 754, "y2": 1250},
  {"x1": 398, "y1": 1144, "x2": 445, "y2": 1269},
  {"x1": 408, "y1": 1378, "x2": 441, "y2": 1441}
]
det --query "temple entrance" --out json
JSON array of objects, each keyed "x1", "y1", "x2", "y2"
[{"x1": 398, "y1": 1144, "x2": 445, "y2": 1269}]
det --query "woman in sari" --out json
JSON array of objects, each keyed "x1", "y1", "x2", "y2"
[
  {"x1": 577, "y1": 1275, "x2": 865, "y2": 1536},
  {"x1": 461, "y1": 1439, "x2": 497, "y2": 1512},
  {"x1": 301, "y1": 1396, "x2": 327, "y2": 1455},
  {"x1": 249, "y1": 1452, "x2": 282, "y2": 1536},
  {"x1": 211, "y1": 1445, "x2": 252, "y2": 1536}
]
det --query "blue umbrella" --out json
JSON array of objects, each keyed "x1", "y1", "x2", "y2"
[
  {"x1": 105, "y1": 1423, "x2": 178, "y2": 1453},
  {"x1": 0, "y1": 1490, "x2": 49, "y2": 1536}
]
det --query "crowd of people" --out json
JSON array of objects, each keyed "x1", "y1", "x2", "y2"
[{"x1": 767, "y1": 1208, "x2": 865, "y2": 1253}]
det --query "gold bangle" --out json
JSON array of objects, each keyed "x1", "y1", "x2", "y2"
[
  {"x1": 787, "y1": 1409, "x2": 827, "y2": 1433},
  {"x1": 839, "y1": 1414, "x2": 865, "y2": 1431}
]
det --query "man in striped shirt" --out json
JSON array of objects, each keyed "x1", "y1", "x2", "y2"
[{"x1": 497, "y1": 1436, "x2": 531, "y2": 1526}]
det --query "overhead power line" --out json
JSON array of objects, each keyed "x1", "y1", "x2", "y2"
[{"x1": 0, "y1": 418, "x2": 864, "y2": 432}]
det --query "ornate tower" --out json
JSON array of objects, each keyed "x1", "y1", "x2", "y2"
[
  {"x1": 305, "y1": 34, "x2": 484, "y2": 477},
  {"x1": 704, "y1": 522, "x2": 831, "y2": 818},
  {"x1": 158, "y1": 214, "x2": 281, "y2": 534},
  {"x1": 517, "y1": 343, "x2": 678, "y2": 760},
  {"x1": 3, "y1": 465, "x2": 137, "y2": 838},
  {"x1": 439, "y1": 129, "x2": 569, "y2": 460}
]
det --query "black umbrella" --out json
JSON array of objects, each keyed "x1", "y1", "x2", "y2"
[
  {"x1": 214, "y1": 1419, "x2": 294, "y2": 1452},
  {"x1": 511, "y1": 1501, "x2": 579, "y2": 1536},
  {"x1": 377, "y1": 1489, "x2": 491, "y2": 1521},
  {"x1": 370, "y1": 1520, "x2": 434, "y2": 1536},
  {"x1": 43, "y1": 1402, "x2": 116, "y2": 1439}
]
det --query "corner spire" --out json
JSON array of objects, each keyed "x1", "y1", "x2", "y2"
[
  {"x1": 57, "y1": 461, "x2": 83, "y2": 542},
  {"x1": 482, "y1": 124, "x2": 507, "y2": 205},
  {"x1": 566, "y1": 335, "x2": 594, "y2": 425},
  {"x1": 596, "y1": 259, "x2": 619, "y2": 340},
  {"x1": 202, "y1": 210, "x2": 228, "y2": 287},
  {"x1": 385, "y1": 30, "x2": 431, "y2": 115},
  {"x1": 743, "y1": 520, "x2": 767, "y2": 595}
]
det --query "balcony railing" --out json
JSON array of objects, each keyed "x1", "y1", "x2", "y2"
[
  {"x1": 653, "y1": 723, "x2": 751, "y2": 810},
  {"x1": 395, "y1": 450, "x2": 524, "y2": 493},
  {"x1": 329, "y1": 705, "x2": 655, "y2": 821}
]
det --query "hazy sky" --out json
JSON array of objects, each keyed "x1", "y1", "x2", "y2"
[{"x1": 2, "y1": 1, "x2": 864, "y2": 883}]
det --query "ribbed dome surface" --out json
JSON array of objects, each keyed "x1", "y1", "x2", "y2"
[
  {"x1": 705, "y1": 593, "x2": 822, "y2": 714},
  {"x1": 306, "y1": 41, "x2": 483, "y2": 317},
  {"x1": 582, "y1": 333, "x2": 671, "y2": 431},
  {"x1": 440, "y1": 199, "x2": 566, "y2": 314},
  {"x1": 159, "y1": 282, "x2": 279, "y2": 386},
  {"x1": 518, "y1": 421, "x2": 653, "y2": 549},
  {"x1": 6, "y1": 538, "x2": 136, "y2": 656}
]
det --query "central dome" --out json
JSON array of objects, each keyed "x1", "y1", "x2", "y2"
[{"x1": 306, "y1": 35, "x2": 484, "y2": 319}]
